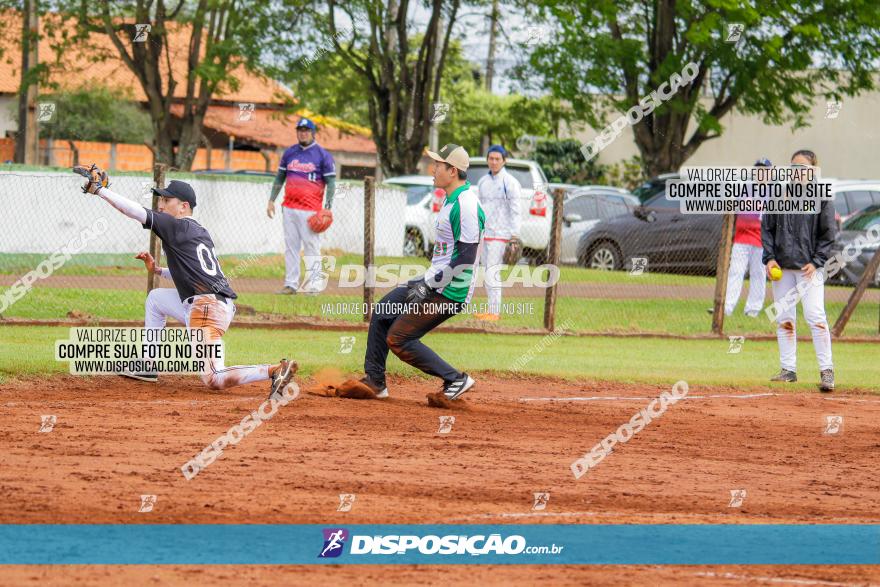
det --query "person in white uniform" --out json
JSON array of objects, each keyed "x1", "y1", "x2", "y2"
[
  {"x1": 475, "y1": 144, "x2": 521, "y2": 321},
  {"x1": 723, "y1": 157, "x2": 772, "y2": 317}
]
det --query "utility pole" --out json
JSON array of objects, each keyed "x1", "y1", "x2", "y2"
[
  {"x1": 15, "y1": 0, "x2": 39, "y2": 165},
  {"x1": 485, "y1": 0, "x2": 499, "y2": 93},
  {"x1": 481, "y1": 0, "x2": 499, "y2": 154},
  {"x1": 428, "y1": 15, "x2": 444, "y2": 154}
]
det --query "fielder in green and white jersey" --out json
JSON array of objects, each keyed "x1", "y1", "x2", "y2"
[
  {"x1": 425, "y1": 180, "x2": 486, "y2": 304},
  {"x1": 339, "y1": 143, "x2": 485, "y2": 403}
]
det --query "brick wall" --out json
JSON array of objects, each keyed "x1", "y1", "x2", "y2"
[{"x1": 0, "y1": 137, "x2": 13, "y2": 162}]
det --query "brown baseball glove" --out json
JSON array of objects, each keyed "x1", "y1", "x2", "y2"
[
  {"x1": 502, "y1": 236, "x2": 523, "y2": 265},
  {"x1": 308, "y1": 209, "x2": 334, "y2": 233},
  {"x1": 72, "y1": 163, "x2": 110, "y2": 194}
]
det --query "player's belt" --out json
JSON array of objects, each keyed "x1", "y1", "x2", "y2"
[{"x1": 185, "y1": 293, "x2": 229, "y2": 304}]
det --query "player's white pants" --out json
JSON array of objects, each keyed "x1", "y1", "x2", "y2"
[
  {"x1": 770, "y1": 270, "x2": 833, "y2": 372},
  {"x1": 145, "y1": 288, "x2": 271, "y2": 389},
  {"x1": 283, "y1": 206, "x2": 322, "y2": 292},
  {"x1": 725, "y1": 243, "x2": 766, "y2": 315},
  {"x1": 482, "y1": 239, "x2": 507, "y2": 315}
]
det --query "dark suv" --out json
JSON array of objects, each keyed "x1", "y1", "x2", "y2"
[
  {"x1": 575, "y1": 190, "x2": 723, "y2": 274},
  {"x1": 632, "y1": 173, "x2": 680, "y2": 203},
  {"x1": 827, "y1": 205, "x2": 880, "y2": 286}
]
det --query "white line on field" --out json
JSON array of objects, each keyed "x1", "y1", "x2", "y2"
[
  {"x1": 694, "y1": 571, "x2": 873, "y2": 587},
  {"x1": 146, "y1": 397, "x2": 265, "y2": 404},
  {"x1": 519, "y1": 393, "x2": 779, "y2": 402},
  {"x1": 822, "y1": 397, "x2": 880, "y2": 404},
  {"x1": 2, "y1": 396, "x2": 265, "y2": 408},
  {"x1": 445, "y1": 511, "x2": 875, "y2": 523}
]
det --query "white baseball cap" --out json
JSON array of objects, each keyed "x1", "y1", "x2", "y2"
[{"x1": 427, "y1": 143, "x2": 470, "y2": 172}]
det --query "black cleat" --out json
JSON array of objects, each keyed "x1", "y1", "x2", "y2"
[
  {"x1": 360, "y1": 375, "x2": 388, "y2": 399},
  {"x1": 443, "y1": 373, "x2": 476, "y2": 401}
]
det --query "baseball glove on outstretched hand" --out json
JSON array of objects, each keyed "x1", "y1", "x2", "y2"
[
  {"x1": 308, "y1": 209, "x2": 333, "y2": 233},
  {"x1": 72, "y1": 164, "x2": 110, "y2": 194}
]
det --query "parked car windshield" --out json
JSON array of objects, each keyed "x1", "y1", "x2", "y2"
[
  {"x1": 467, "y1": 165, "x2": 535, "y2": 190},
  {"x1": 842, "y1": 205, "x2": 880, "y2": 231},
  {"x1": 404, "y1": 184, "x2": 434, "y2": 206},
  {"x1": 632, "y1": 181, "x2": 663, "y2": 202}
]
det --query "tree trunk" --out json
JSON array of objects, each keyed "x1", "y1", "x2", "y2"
[
  {"x1": 81, "y1": 0, "x2": 242, "y2": 173},
  {"x1": 330, "y1": 0, "x2": 458, "y2": 177},
  {"x1": 15, "y1": 0, "x2": 39, "y2": 165},
  {"x1": 154, "y1": 119, "x2": 175, "y2": 169}
]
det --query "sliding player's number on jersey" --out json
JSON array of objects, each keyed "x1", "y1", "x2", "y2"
[{"x1": 197, "y1": 243, "x2": 220, "y2": 276}]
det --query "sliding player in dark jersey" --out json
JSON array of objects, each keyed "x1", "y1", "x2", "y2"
[{"x1": 72, "y1": 164, "x2": 296, "y2": 399}]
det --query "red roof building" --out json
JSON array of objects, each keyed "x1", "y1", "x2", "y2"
[{"x1": 0, "y1": 12, "x2": 377, "y2": 177}]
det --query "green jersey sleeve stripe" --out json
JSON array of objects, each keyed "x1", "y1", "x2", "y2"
[{"x1": 450, "y1": 200, "x2": 462, "y2": 242}]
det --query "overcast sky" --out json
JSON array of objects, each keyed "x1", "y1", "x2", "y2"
[{"x1": 405, "y1": 2, "x2": 539, "y2": 95}]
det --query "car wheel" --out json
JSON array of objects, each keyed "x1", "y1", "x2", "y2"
[
  {"x1": 404, "y1": 229, "x2": 424, "y2": 257},
  {"x1": 587, "y1": 242, "x2": 621, "y2": 270}
]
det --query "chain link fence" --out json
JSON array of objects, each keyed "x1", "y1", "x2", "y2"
[
  {"x1": 1, "y1": 167, "x2": 878, "y2": 338},
  {"x1": 0, "y1": 170, "x2": 404, "y2": 324}
]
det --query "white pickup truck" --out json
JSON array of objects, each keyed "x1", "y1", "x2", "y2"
[{"x1": 389, "y1": 158, "x2": 554, "y2": 262}]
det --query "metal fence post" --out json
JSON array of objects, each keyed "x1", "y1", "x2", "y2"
[
  {"x1": 146, "y1": 163, "x2": 166, "y2": 293},
  {"x1": 543, "y1": 188, "x2": 565, "y2": 331},
  {"x1": 363, "y1": 176, "x2": 375, "y2": 322}
]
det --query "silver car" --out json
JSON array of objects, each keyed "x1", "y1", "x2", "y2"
[{"x1": 559, "y1": 187, "x2": 640, "y2": 264}]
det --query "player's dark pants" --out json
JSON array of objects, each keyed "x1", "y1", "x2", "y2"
[{"x1": 364, "y1": 284, "x2": 462, "y2": 385}]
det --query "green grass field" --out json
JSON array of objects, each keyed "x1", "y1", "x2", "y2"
[
  {"x1": 4, "y1": 252, "x2": 878, "y2": 336},
  {"x1": 0, "y1": 326, "x2": 880, "y2": 393},
  {"x1": 3, "y1": 283, "x2": 879, "y2": 337},
  {"x1": 2, "y1": 325, "x2": 878, "y2": 392},
  {"x1": 0, "y1": 251, "x2": 712, "y2": 285}
]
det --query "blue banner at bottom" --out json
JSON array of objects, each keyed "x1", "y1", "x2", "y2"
[{"x1": 0, "y1": 524, "x2": 877, "y2": 565}]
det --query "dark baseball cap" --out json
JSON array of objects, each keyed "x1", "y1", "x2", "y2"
[
  {"x1": 487, "y1": 144, "x2": 508, "y2": 158},
  {"x1": 152, "y1": 180, "x2": 197, "y2": 208}
]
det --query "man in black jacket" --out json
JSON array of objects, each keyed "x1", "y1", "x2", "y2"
[{"x1": 762, "y1": 150, "x2": 837, "y2": 391}]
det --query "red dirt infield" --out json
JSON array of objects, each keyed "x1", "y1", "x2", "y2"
[{"x1": 1, "y1": 374, "x2": 878, "y2": 585}]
